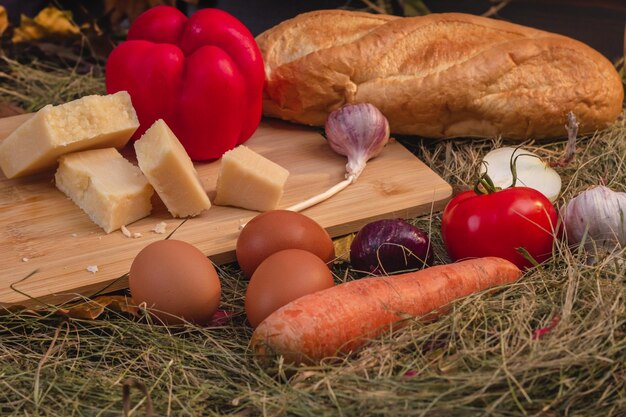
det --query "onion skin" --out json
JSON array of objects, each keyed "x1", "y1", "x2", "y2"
[{"x1": 350, "y1": 219, "x2": 433, "y2": 275}]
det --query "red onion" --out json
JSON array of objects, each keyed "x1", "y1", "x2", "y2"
[{"x1": 350, "y1": 219, "x2": 433, "y2": 275}]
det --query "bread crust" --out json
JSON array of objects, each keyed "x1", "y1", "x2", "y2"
[{"x1": 256, "y1": 10, "x2": 624, "y2": 139}]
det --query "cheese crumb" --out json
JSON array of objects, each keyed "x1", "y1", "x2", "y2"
[
  {"x1": 86, "y1": 265, "x2": 99, "y2": 274},
  {"x1": 121, "y1": 225, "x2": 143, "y2": 239},
  {"x1": 71, "y1": 233, "x2": 78, "y2": 238},
  {"x1": 151, "y1": 222, "x2": 167, "y2": 234},
  {"x1": 21, "y1": 257, "x2": 29, "y2": 262},
  {"x1": 121, "y1": 225, "x2": 132, "y2": 238}
]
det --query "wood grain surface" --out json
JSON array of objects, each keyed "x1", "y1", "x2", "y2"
[{"x1": 0, "y1": 115, "x2": 452, "y2": 307}]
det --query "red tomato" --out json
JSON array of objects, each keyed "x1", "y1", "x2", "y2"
[{"x1": 441, "y1": 187, "x2": 558, "y2": 269}]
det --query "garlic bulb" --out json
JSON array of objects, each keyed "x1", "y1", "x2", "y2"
[
  {"x1": 480, "y1": 147, "x2": 562, "y2": 202},
  {"x1": 287, "y1": 103, "x2": 390, "y2": 212},
  {"x1": 561, "y1": 186, "x2": 626, "y2": 252},
  {"x1": 325, "y1": 103, "x2": 390, "y2": 180}
]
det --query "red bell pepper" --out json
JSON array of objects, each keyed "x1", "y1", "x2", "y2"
[{"x1": 105, "y1": 6, "x2": 264, "y2": 160}]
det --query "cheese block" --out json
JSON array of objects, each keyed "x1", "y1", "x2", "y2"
[
  {"x1": 134, "y1": 119, "x2": 211, "y2": 217},
  {"x1": 0, "y1": 91, "x2": 139, "y2": 179},
  {"x1": 55, "y1": 148, "x2": 154, "y2": 233},
  {"x1": 214, "y1": 145, "x2": 289, "y2": 212}
]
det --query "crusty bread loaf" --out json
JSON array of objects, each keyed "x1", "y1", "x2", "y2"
[{"x1": 256, "y1": 10, "x2": 624, "y2": 140}]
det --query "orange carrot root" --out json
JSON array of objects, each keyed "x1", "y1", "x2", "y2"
[{"x1": 251, "y1": 257, "x2": 522, "y2": 364}]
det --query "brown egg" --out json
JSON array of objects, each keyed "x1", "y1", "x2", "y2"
[
  {"x1": 236, "y1": 210, "x2": 335, "y2": 278},
  {"x1": 129, "y1": 240, "x2": 221, "y2": 325},
  {"x1": 245, "y1": 248, "x2": 334, "y2": 328}
]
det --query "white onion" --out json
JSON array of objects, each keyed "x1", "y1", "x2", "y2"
[{"x1": 480, "y1": 147, "x2": 562, "y2": 202}]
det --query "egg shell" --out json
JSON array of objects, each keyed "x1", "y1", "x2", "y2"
[
  {"x1": 129, "y1": 239, "x2": 221, "y2": 325},
  {"x1": 236, "y1": 210, "x2": 335, "y2": 278},
  {"x1": 245, "y1": 248, "x2": 335, "y2": 328}
]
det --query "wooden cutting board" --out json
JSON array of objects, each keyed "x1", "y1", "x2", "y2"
[{"x1": 0, "y1": 115, "x2": 452, "y2": 307}]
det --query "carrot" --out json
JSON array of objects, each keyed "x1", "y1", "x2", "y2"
[{"x1": 251, "y1": 257, "x2": 521, "y2": 364}]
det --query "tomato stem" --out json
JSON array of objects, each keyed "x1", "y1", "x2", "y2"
[
  {"x1": 509, "y1": 151, "x2": 520, "y2": 187},
  {"x1": 510, "y1": 147, "x2": 546, "y2": 187},
  {"x1": 473, "y1": 170, "x2": 498, "y2": 195}
]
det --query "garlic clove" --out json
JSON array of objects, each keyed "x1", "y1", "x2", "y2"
[
  {"x1": 561, "y1": 185, "x2": 626, "y2": 253},
  {"x1": 286, "y1": 103, "x2": 390, "y2": 213},
  {"x1": 480, "y1": 147, "x2": 562, "y2": 202},
  {"x1": 324, "y1": 103, "x2": 390, "y2": 180}
]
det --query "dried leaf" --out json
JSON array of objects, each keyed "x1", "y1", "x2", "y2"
[
  {"x1": 12, "y1": 6, "x2": 80, "y2": 43},
  {"x1": 403, "y1": 0, "x2": 431, "y2": 16},
  {"x1": 57, "y1": 295, "x2": 139, "y2": 319},
  {"x1": 104, "y1": 0, "x2": 175, "y2": 28},
  {"x1": 333, "y1": 234, "x2": 355, "y2": 262},
  {"x1": 0, "y1": 6, "x2": 8, "y2": 38},
  {"x1": 0, "y1": 304, "x2": 40, "y2": 316}
]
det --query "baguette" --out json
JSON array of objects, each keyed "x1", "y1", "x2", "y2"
[{"x1": 256, "y1": 10, "x2": 623, "y2": 140}]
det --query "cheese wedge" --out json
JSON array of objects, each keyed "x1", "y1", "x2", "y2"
[
  {"x1": 55, "y1": 148, "x2": 154, "y2": 233},
  {"x1": 134, "y1": 119, "x2": 211, "y2": 217},
  {"x1": 214, "y1": 145, "x2": 289, "y2": 212},
  {"x1": 0, "y1": 91, "x2": 139, "y2": 179}
]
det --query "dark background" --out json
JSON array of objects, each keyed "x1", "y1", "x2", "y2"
[
  {"x1": 2, "y1": 0, "x2": 625, "y2": 61},
  {"x1": 213, "y1": 0, "x2": 626, "y2": 61}
]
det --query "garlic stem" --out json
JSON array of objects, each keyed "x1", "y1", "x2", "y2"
[
  {"x1": 286, "y1": 175, "x2": 356, "y2": 212},
  {"x1": 345, "y1": 156, "x2": 367, "y2": 180}
]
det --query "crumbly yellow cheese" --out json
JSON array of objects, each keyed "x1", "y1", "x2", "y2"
[
  {"x1": 55, "y1": 148, "x2": 154, "y2": 233},
  {"x1": 214, "y1": 145, "x2": 289, "y2": 212},
  {"x1": 134, "y1": 119, "x2": 211, "y2": 217},
  {"x1": 0, "y1": 91, "x2": 139, "y2": 179}
]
